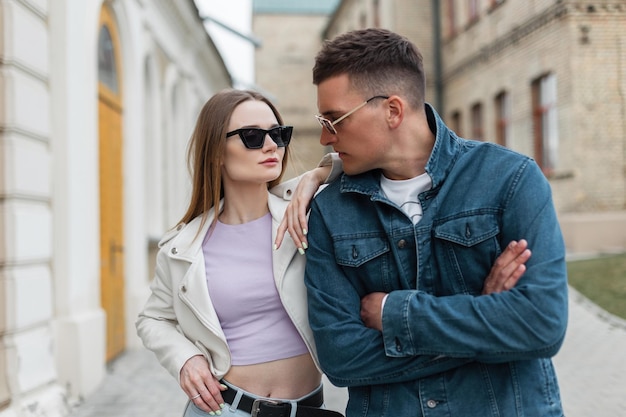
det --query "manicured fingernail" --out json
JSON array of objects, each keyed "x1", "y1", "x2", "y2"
[
  {"x1": 215, "y1": 411, "x2": 222, "y2": 416},
  {"x1": 209, "y1": 412, "x2": 215, "y2": 416},
  {"x1": 302, "y1": 242, "x2": 308, "y2": 250},
  {"x1": 298, "y1": 247, "x2": 305, "y2": 255},
  {"x1": 220, "y1": 384, "x2": 227, "y2": 390},
  {"x1": 273, "y1": 244, "x2": 278, "y2": 251},
  {"x1": 303, "y1": 229, "x2": 307, "y2": 235},
  {"x1": 220, "y1": 403, "x2": 225, "y2": 408}
]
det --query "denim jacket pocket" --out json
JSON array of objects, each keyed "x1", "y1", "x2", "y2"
[
  {"x1": 434, "y1": 214, "x2": 500, "y2": 247},
  {"x1": 433, "y1": 214, "x2": 501, "y2": 295},
  {"x1": 333, "y1": 235, "x2": 395, "y2": 293},
  {"x1": 334, "y1": 235, "x2": 390, "y2": 267}
]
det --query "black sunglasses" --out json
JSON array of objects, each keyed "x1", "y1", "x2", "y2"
[{"x1": 226, "y1": 126, "x2": 293, "y2": 149}]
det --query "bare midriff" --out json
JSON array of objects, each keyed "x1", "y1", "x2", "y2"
[{"x1": 223, "y1": 353, "x2": 321, "y2": 399}]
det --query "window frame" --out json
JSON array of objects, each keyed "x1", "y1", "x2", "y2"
[{"x1": 532, "y1": 73, "x2": 559, "y2": 175}]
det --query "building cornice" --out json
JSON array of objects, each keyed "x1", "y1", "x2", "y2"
[
  {"x1": 14, "y1": 0, "x2": 46, "y2": 21},
  {"x1": 153, "y1": 0, "x2": 197, "y2": 54},
  {"x1": 444, "y1": 2, "x2": 626, "y2": 81},
  {"x1": 148, "y1": 0, "x2": 231, "y2": 85}
]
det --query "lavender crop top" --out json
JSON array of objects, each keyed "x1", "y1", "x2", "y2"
[{"x1": 202, "y1": 213, "x2": 309, "y2": 365}]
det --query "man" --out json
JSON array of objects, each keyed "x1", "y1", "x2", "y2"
[{"x1": 304, "y1": 28, "x2": 568, "y2": 416}]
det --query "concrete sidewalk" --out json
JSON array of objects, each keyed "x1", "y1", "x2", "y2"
[
  {"x1": 66, "y1": 347, "x2": 187, "y2": 417},
  {"x1": 68, "y1": 287, "x2": 626, "y2": 417},
  {"x1": 552, "y1": 287, "x2": 626, "y2": 416}
]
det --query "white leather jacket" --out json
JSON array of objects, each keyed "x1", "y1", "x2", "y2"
[{"x1": 136, "y1": 155, "x2": 341, "y2": 383}]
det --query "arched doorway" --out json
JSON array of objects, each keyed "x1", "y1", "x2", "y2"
[{"x1": 98, "y1": 4, "x2": 125, "y2": 361}]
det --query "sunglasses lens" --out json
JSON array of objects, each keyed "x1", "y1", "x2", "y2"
[
  {"x1": 268, "y1": 127, "x2": 284, "y2": 147},
  {"x1": 280, "y1": 126, "x2": 293, "y2": 146},
  {"x1": 267, "y1": 126, "x2": 292, "y2": 147},
  {"x1": 239, "y1": 129, "x2": 265, "y2": 149}
]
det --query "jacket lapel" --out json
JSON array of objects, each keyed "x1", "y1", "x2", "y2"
[{"x1": 170, "y1": 208, "x2": 223, "y2": 332}]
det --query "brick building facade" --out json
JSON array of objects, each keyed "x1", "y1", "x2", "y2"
[
  {"x1": 253, "y1": 0, "x2": 626, "y2": 253},
  {"x1": 441, "y1": 1, "x2": 626, "y2": 216}
]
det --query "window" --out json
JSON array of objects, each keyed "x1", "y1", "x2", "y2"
[
  {"x1": 451, "y1": 110, "x2": 462, "y2": 137},
  {"x1": 373, "y1": 0, "x2": 381, "y2": 27},
  {"x1": 98, "y1": 25, "x2": 118, "y2": 93},
  {"x1": 471, "y1": 102, "x2": 483, "y2": 141},
  {"x1": 494, "y1": 91, "x2": 510, "y2": 146},
  {"x1": 446, "y1": 0, "x2": 457, "y2": 37},
  {"x1": 532, "y1": 73, "x2": 559, "y2": 174},
  {"x1": 468, "y1": 0, "x2": 479, "y2": 23}
]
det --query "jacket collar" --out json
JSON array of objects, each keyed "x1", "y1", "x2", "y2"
[
  {"x1": 162, "y1": 204, "x2": 220, "y2": 263},
  {"x1": 423, "y1": 103, "x2": 462, "y2": 189},
  {"x1": 165, "y1": 192, "x2": 297, "y2": 266}
]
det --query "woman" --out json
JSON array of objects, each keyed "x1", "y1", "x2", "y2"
[{"x1": 136, "y1": 89, "x2": 342, "y2": 417}]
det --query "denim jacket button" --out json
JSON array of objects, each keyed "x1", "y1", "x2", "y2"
[
  {"x1": 426, "y1": 399, "x2": 437, "y2": 408},
  {"x1": 397, "y1": 239, "x2": 406, "y2": 249}
]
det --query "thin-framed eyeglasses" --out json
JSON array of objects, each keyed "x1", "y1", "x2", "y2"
[
  {"x1": 315, "y1": 95, "x2": 389, "y2": 135},
  {"x1": 226, "y1": 126, "x2": 293, "y2": 149}
]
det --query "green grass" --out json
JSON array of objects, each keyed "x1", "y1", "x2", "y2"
[{"x1": 566, "y1": 252, "x2": 626, "y2": 320}]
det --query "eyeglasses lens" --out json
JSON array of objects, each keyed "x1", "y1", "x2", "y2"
[{"x1": 315, "y1": 115, "x2": 337, "y2": 135}]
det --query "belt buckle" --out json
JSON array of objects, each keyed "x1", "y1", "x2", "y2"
[{"x1": 251, "y1": 398, "x2": 284, "y2": 417}]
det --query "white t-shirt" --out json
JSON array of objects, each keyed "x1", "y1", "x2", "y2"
[{"x1": 380, "y1": 172, "x2": 432, "y2": 225}]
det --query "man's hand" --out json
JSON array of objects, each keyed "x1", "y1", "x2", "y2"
[
  {"x1": 274, "y1": 167, "x2": 330, "y2": 252},
  {"x1": 482, "y1": 239, "x2": 531, "y2": 294},
  {"x1": 179, "y1": 355, "x2": 226, "y2": 414},
  {"x1": 360, "y1": 292, "x2": 387, "y2": 331}
]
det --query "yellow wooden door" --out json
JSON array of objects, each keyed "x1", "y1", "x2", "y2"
[{"x1": 98, "y1": 5, "x2": 125, "y2": 362}]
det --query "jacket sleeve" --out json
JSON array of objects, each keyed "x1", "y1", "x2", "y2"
[
  {"x1": 135, "y1": 244, "x2": 206, "y2": 383},
  {"x1": 383, "y1": 159, "x2": 568, "y2": 362},
  {"x1": 269, "y1": 153, "x2": 342, "y2": 198},
  {"x1": 317, "y1": 152, "x2": 343, "y2": 184},
  {"x1": 305, "y1": 202, "x2": 471, "y2": 388}
]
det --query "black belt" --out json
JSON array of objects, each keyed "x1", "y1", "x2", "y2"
[{"x1": 221, "y1": 383, "x2": 344, "y2": 417}]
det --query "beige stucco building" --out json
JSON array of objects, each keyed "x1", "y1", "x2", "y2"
[
  {"x1": 0, "y1": 0, "x2": 231, "y2": 415},
  {"x1": 253, "y1": 1, "x2": 338, "y2": 179}
]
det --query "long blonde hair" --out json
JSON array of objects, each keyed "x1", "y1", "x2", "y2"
[{"x1": 178, "y1": 89, "x2": 290, "y2": 230}]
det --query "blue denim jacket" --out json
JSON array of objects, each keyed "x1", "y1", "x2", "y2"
[{"x1": 305, "y1": 105, "x2": 567, "y2": 417}]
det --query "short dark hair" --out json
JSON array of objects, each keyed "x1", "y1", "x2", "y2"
[{"x1": 313, "y1": 28, "x2": 425, "y2": 109}]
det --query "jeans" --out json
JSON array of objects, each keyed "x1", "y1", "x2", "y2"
[{"x1": 182, "y1": 380, "x2": 324, "y2": 417}]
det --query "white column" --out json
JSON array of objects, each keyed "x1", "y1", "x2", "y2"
[
  {"x1": 49, "y1": 0, "x2": 106, "y2": 403},
  {"x1": 0, "y1": 0, "x2": 67, "y2": 415}
]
